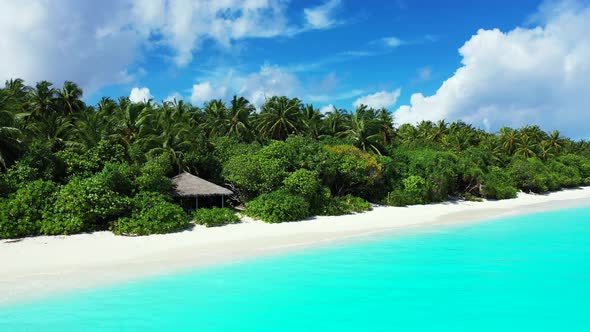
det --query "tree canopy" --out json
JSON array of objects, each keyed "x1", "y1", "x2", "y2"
[{"x1": 1, "y1": 78, "x2": 589, "y2": 238}]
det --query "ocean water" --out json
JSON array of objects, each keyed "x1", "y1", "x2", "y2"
[{"x1": 1, "y1": 207, "x2": 590, "y2": 331}]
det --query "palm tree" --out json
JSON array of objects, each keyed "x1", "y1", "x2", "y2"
[
  {"x1": 26, "y1": 81, "x2": 57, "y2": 119},
  {"x1": 376, "y1": 108, "x2": 395, "y2": 145},
  {"x1": 499, "y1": 127, "x2": 518, "y2": 155},
  {"x1": 256, "y1": 96, "x2": 303, "y2": 140},
  {"x1": 302, "y1": 104, "x2": 324, "y2": 140},
  {"x1": 547, "y1": 130, "x2": 563, "y2": 154},
  {"x1": 202, "y1": 99, "x2": 228, "y2": 138},
  {"x1": 324, "y1": 107, "x2": 347, "y2": 137},
  {"x1": 0, "y1": 108, "x2": 22, "y2": 169},
  {"x1": 341, "y1": 106, "x2": 382, "y2": 154},
  {"x1": 227, "y1": 96, "x2": 254, "y2": 142},
  {"x1": 57, "y1": 81, "x2": 85, "y2": 115},
  {"x1": 416, "y1": 120, "x2": 434, "y2": 140},
  {"x1": 429, "y1": 120, "x2": 448, "y2": 143},
  {"x1": 515, "y1": 135, "x2": 538, "y2": 158},
  {"x1": 396, "y1": 123, "x2": 419, "y2": 145},
  {"x1": 538, "y1": 141, "x2": 555, "y2": 161}
]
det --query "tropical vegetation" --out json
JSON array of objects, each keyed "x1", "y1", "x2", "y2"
[{"x1": 1, "y1": 79, "x2": 590, "y2": 239}]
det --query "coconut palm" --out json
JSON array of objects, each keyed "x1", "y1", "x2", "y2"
[
  {"x1": 302, "y1": 104, "x2": 324, "y2": 140},
  {"x1": 256, "y1": 96, "x2": 303, "y2": 140},
  {"x1": 227, "y1": 96, "x2": 255, "y2": 142},
  {"x1": 57, "y1": 81, "x2": 85, "y2": 115},
  {"x1": 0, "y1": 108, "x2": 22, "y2": 169},
  {"x1": 26, "y1": 81, "x2": 57, "y2": 119},
  {"x1": 324, "y1": 107, "x2": 347, "y2": 137},
  {"x1": 341, "y1": 106, "x2": 382, "y2": 154}
]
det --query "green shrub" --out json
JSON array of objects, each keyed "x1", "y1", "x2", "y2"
[
  {"x1": 0, "y1": 180, "x2": 57, "y2": 239},
  {"x1": 223, "y1": 153, "x2": 288, "y2": 199},
  {"x1": 134, "y1": 154, "x2": 173, "y2": 194},
  {"x1": 245, "y1": 190, "x2": 310, "y2": 223},
  {"x1": 283, "y1": 169, "x2": 321, "y2": 199},
  {"x1": 320, "y1": 195, "x2": 372, "y2": 216},
  {"x1": 56, "y1": 139, "x2": 127, "y2": 178},
  {"x1": 401, "y1": 175, "x2": 430, "y2": 205},
  {"x1": 193, "y1": 208, "x2": 240, "y2": 227},
  {"x1": 462, "y1": 192, "x2": 483, "y2": 202},
  {"x1": 481, "y1": 167, "x2": 518, "y2": 199},
  {"x1": 548, "y1": 161, "x2": 581, "y2": 188},
  {"x1": 508, "y1": 157, "x2": 551, "y2": 193},
  {"x1": 113, "y1": 193, "x2": 188, "y2": 236},
  {"x1": 41, "y1": 176, "x2": 130, "y2": 235},
  {"x1": 96, "y1": 163, "x2": 138, "y2": 195},
  {"x1": 383, "y1": 190, "x2": 408, "y2": 207}
]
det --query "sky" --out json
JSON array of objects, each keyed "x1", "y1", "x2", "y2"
[{"x1": 1, "y1": 0, "x2": 589, "y2": 137}]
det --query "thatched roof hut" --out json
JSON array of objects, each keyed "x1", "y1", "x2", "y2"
[{"x1": 171, "y1": 172, "x2": 233, "y2": 197}]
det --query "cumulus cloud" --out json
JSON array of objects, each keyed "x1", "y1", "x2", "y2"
[
  {"x1": 304, "y1": 0, "x2": 342, "y2": 29},
  {"x1": 395, "y1": 1, "x2": 590, "y2": 137},
  {"x1": 0, "y1": 0, "x2": 342, "y2": 94},
  {"x1": 353, "y1": 89, "x2": 401, "y2": 109},
  {"x1": 0, "y1": 0, "x2": 136, "y2": 94},
  {"x1": 188, "y1": 65, "x2": 300, "y2": 108},
  {"x1": 190, "y1": 82, "x2": 227, "y2": 105},
  {"x1": 129, "y1": 87, "x2": 153, "y2": 103},
  {"x1": 320, "y1": 104, "x2": 336, "y2": 113},
  {"x1": 164, "y1": 92, "x2": 183, "y2": 103}
]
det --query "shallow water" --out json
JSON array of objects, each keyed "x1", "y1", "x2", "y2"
[{"x1": 1, "y1": 206, "x2": 590, "y2": 331}]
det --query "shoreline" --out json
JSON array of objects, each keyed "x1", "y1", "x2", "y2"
[{"x1": 2, "y1": 187, "x2": 590, "y2": 306}]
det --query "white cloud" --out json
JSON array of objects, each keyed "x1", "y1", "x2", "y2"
[
  {"x1": 304, "y1": 0, "x2": 341, "y2": 29},
  {"x1": 164, "y1": 92, "x2": 183, "y2": 103},
  {"x1": 0, "y1": 0, "x2": 137, "y2": 94},
  {"x1": 382, "y1": 37, "x2": 404, "y2": 48},
  {"x1": 320, "y1": 104, "x2": 336, "y2": 113},
  {"x1": 0, "y1": 0, "x2": 341, "y2": 94},
  {"x1": 395, "y1": 1, "x2": 590, "y2": 137},
  {"x1": 185, "y1": 64, "x2": 301, "y2": 108},
  {"x1": 190, "y1": 82, "x2": 227, "y2": 105},
  {"x1": 129, "y1": 87, "x2": 153, "y2": 103},
  {"x1": 353, "y1": 89, "x2": 401, "y2": 109},
  {"x1": 131, "y1": 0, "x2": 294, "y2": 67}
]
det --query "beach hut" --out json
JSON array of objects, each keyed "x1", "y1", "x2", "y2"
[{"x1": 171, "y1": 172, "x2": 233, "y2": 209}]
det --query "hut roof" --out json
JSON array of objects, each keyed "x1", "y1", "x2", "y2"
[{"x1": 171, "y1": 172, "x2": 233, "y2": 197}]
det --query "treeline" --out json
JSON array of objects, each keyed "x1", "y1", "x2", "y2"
[{"x1": 1, "y1": 79, "x2": 590, "y2": 239}]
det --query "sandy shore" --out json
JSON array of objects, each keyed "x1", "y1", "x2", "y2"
[{"x1": 2, "y1": 187, "x2": 590, "y2": 306}]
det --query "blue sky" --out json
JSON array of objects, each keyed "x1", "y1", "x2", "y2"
[{"x1": 1, "y1": 0, "x2": 589, "y2": 136}]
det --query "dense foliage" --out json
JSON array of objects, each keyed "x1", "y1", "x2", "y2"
[
  {"x1": 193, "y1": 208, "x2": 240, "y2": 227},
  {"x1": 112, "y1": 193, "x2": 188, "y2": 236},
  {"x1": 1, "y1": 78, "x2": 590, "y2": 238}
]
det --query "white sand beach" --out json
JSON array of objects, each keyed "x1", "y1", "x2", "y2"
[{"x1": 2, "y1": 187, "x2": 590, "y2": 306}]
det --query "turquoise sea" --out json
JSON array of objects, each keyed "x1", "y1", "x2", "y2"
[{"x1": 1, "y1": 206, "x2": 590, "y2": 331}]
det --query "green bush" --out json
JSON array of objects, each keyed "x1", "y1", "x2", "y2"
[
  {"x1": 320, "y1": 195, "x2": 372, "y2": 216},
  {"x1": 245, "y1": 190, "x2": 310, "y2": 223},
  {"x1": 508, "y1": 157, "x2": 551, "y2": 193},
  {"x1": 56, "y1": 139, "x2": 127, "y2": 178},
  {"x1": 548, "y1": 161, "x2": 581, "y2": 188},
  {"x1": 462, "y1": 192, "x2": 483, "y2": 202},
  {"x1": 223, "y1": 153, "x2": 288, "y2": 199},
  {"x1": 481, "y1": 167, "x2": 518, "y2": 199},
  {"x1": 0, "y1": 180, "x2": 57, "y2": 239},
  {"x1": 383, "y1": 190, "x2": 408, "y2": 207},
  {"x1": 113, "y1": 193, "x2": 188, "y2": 235},
  {"x1": 96, "y1": 163, "x2": 138, "y2": 195},
  {"x1": 41, "y1": 176, "x2": 130, "y2": 235},
  {"x1": 283, "y1": 169, "x2": 321, "y2": 199},
  {"x1": 402, "y1": 175, "x2": 430, "y2": 204},
  {"x1": 193, "y1": 208, "x2": 240, "y2": 227},
  {"x1": 134, "y1": 154, "x2": 173, "y2": 194}
]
